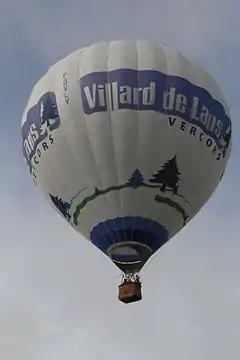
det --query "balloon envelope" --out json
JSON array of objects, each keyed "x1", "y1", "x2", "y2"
[{"x1": 21, "y1": 40, "x2": 232, "y2": 273}]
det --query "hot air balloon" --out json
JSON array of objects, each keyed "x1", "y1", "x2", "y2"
[{"x1": 21, "y1": 40, "x2": 232, "y2": 304}]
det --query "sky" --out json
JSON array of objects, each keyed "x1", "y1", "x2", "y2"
[{"x1": 1, "y1": 0, "x2": 240, "y2": 359}]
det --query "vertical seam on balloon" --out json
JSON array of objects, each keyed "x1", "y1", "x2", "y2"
[
  {"x1": 82, "y1": 47, "x2": 116, "y2": 245},
  {"x1": 106, "y1": 41, "x2": 123, "y2": 246},
  {"x1": 114, "y1": 93, "x2": 126, "y2": 244},
  {"x1": 164, "y1": 47, "x2": 180, "y2": 235},
  {"x1": 77, "y1": 49, "x2": 109, "y2": 238},
  {"x1": 39, "y1": 67, "x2": 76, "y2": 201},
  {"x1": 63, "y1": 51, "x2": 88, "y2": 185},
  {"x1": 137, "y1": 43, "x2": 153, "y2": 229},
  {"x1": 80, "y1": 48, "x2": 104, "y2": 189},
  {"x1": 185, "y1": 55, "x2": 199, "y2": 204},
  {"x1": 56, "y1": 53, "x2": 87, "y2": 205},
  {"x1": 79, "y1": 47, "x2": 111, "y2": 240},
  {"x1": 79, "y1": 43, "x2": 118, "y2": 248},
  {"x1": 131, "y1": 41, "x2": 141, "y2": 245}
]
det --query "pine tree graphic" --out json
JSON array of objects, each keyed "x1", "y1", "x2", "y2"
[
  {"x1": 221, "y1": 124, "x2": 231, "y2": 155},
  {"x1": 127, "y1": 169, "x2": 144, "y2": 189},
  {"x1": 41, "y1": 94, "x2": 59, "y2": 122},
  {"x1": 149, "y1": 155, "x2": 181, "y2": 193},
  {"x1": 49, "y1": 194, "x2": 71, "y2": 220},
  {"x1": 94, "y1": 187, "x2": 101, "y2": 195},
  {"x1": 40, "y1": 94, "x2": 59, "y2": 135}
]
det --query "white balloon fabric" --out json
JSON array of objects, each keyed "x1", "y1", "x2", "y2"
[{"x1": 21, "y1": 40, "x2": 232, "y2": 273}]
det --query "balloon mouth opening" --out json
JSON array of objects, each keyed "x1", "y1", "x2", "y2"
[{"x1": 107, "y1": 241, "x2": 153, "y2": 266}]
